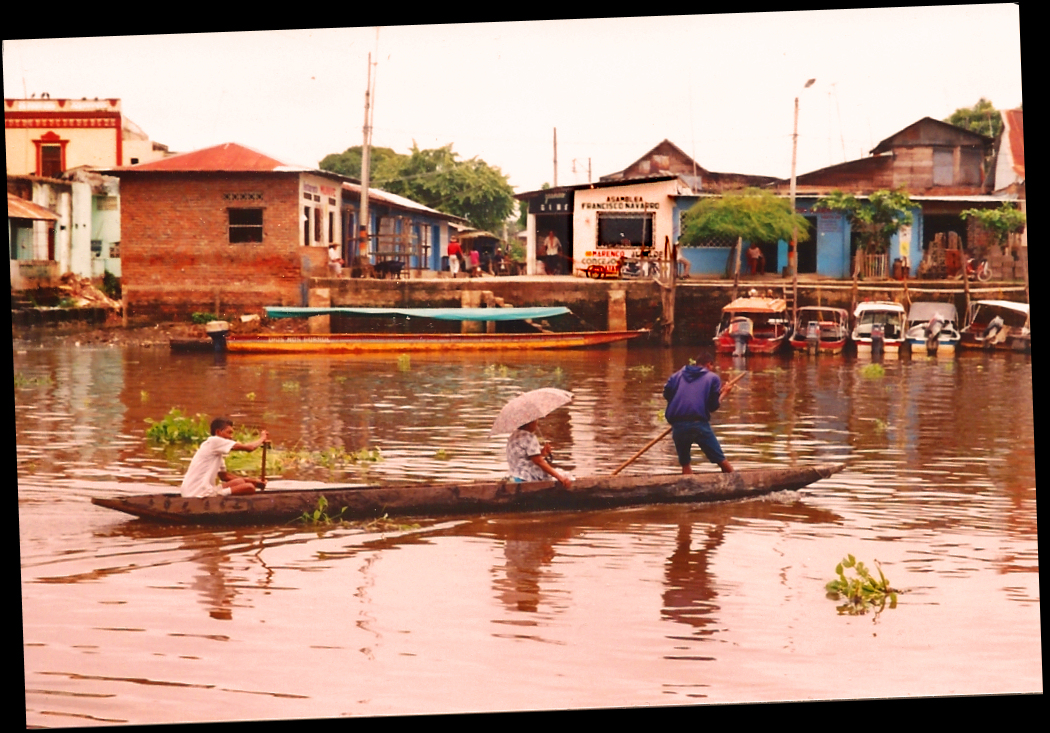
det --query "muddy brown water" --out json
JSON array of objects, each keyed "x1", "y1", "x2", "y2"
[{"x1": 17, "y1": 342, "x2": 1039, "y2": 723}]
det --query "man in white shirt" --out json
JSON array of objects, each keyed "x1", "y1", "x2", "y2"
[{"x1": 180, "y1": 417, "x2": 270, "y2": 497}]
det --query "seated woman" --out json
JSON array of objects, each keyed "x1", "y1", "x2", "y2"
[{"x1": 506, "y1": 420, "x2": 572, "y2": 487}]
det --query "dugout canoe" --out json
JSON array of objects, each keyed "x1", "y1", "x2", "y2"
[
  {"x1": 222, "y1": 330, "x2": 647, "y2": 353},
  {"x1": 91, "y1": 463, "x2": 846, "y2": 525},
  {"x1": 191, "y1": 307, "x2": 649, "y2": 353}
]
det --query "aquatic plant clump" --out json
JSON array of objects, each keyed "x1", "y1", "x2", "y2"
[
  {"x1": 826, "y1": 554, "x2": 899, "y2": 616},
  {"x1": 145, "y1": 409, "x2": 210, "y2": 444}
]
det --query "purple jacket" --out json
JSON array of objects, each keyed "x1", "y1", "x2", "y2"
[{"x1": 663, "y1": 364, "x2": 722, "y2": 424}]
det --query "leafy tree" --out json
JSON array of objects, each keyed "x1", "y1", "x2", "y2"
[
  {"x1": 319, "y1": 145, "x2": 404, "y2": 181},
  {"x1": 944, "y1": 98, "x2": 1003, "y2": 140},
  {"x1": 320, "y1": 143, "x2": 515, "y2": 234},
  {"x1": 680, "y1": 188, "x2": 810, "y2": 290},
  {"x1": 816, "y1": 188, "x2": 916, "y2": 255},
  {"x1": 961, "y1": 202, "x2": 1026, "y2": 249},
  {"x1": 680, "y1": 188, "x2": 810, "y2": 247}
]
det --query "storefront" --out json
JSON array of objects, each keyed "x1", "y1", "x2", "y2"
[{"x1": 572, "y1": 178, "x2": 680, "y2": 275}]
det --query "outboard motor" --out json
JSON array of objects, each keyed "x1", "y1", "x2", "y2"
[
  {"x1": 925, "y1": 315, "x2": 944, "y2": 355},
  {"x1": 982, "y1": 315, "x2": 1005, "y2": 348},
  {"x1": 206, "y1": 320, "x2": 230, "y2": 353},
  {"x1": 728, "y1": 316, "x2": 753, "y2": 357},
  {"x1": 870, "y1": 322, "x2": 885, "y2": 355},
  {"x1": 805, "y1": 321, "x2": 820, "y2": 353}
]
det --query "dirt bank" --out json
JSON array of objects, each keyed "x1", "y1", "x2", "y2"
[{"x1": 11, "y1": 313, "x2": 311, "y2": 349}]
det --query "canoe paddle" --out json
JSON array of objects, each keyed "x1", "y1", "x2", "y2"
[
  {"x1": 611, "y1": 370, "x2": 748, "y2": 476},
  {"x1": 260, "y1": 440, "x2": 270, "y2": 489}
]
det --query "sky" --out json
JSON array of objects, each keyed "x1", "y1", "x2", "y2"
[{"x1": 4, "y1": 8, "x2": 1023, "y2": 196}]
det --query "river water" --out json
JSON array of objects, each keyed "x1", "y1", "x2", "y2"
[{"x1": 17, "y1": 341, "x2": 1039, "y2": 724}]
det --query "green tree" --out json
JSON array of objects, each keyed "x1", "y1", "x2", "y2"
[
  {"x1": 961, "y1": 202, "x2": 1026, "y2": 249},
  {"x1": 320, "y1": 143, "x2": 516, "y2": 234},
  {"x1": 680, "y1": 188, "x2": 810, "y2": 290},
  {"x1": 945, "y1": 98, "x2": 1003, "y2": 140},
  {"x1": 319, "y1": 145, "x2": 403, "y2": 181},
  {"x1": 680, "y1": 188, "x2": 810, "y2": 248},
  {"x1": 816, "y1": 188, "x2": 916, "y2": 255}
]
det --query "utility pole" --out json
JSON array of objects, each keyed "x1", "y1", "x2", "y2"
[
  {"x1": 359, "y1": 51, "x2": 375, "y2": 263},
  {"x1": 790, "y1": 78, "x2": 816, "y2": 324},
  {"x1": 553, "y1": 127, "x2": 558, "y2": 188}
]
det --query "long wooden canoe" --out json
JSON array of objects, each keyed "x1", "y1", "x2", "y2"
[
  {"x1": 91, "y1": 463, "x2": 845, "y2": 524},
  {"x1": 223, "y1": 330, "x2": 647, "y2": 353}
]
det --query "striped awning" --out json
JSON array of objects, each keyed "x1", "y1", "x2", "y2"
[{"x1": 8, "y1": 193, "x2": 58, "y2": 221}]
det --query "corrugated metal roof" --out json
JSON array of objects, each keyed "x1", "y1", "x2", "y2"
[
  {"x1": 111, "y1": 142, "x2": 308, "y2": 172},
  {"x1": 8, "y1": 192, "x2": 58, "y2": 221},
  {"x1": 340, "y1": 181, "x2": 467, "y2": 222},
  {"x1": 1003, "y1": 108, "x2": 1024, "y2": 178}
]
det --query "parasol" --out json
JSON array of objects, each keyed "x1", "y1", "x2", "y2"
[{"x1": 489, "y1": 388, "x2": 574, "y2": 436}]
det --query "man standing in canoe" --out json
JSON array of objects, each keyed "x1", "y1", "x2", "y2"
[
  {"x1": 663, "y1": 348, "x2": 735, "y2": 474},
  {"x1": 180, "y1": 417, "x2": 270, "y2": 497}
]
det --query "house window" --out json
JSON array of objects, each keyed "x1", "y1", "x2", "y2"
[
  {"x1": 329, "y1": 211, "x2": 335, "y2": 243},
  {"x1": 314, "y1": 208, "x2": 322, "y2": 243},
  {"x1": 598, "y1": 213, "x2": 653, "y2": 249},
  {"x1": 40, "y1": 145, "x2": 63, "y2": 178},
  {"x1": 303, "y1": 206, "x2": 311, "y2": 246},
  {"x1": 228, "y1": 208, "x2": 263, "y2": 243},
  {"x1": 933, "y1": 149, "x2": 954, "y2": 186}
]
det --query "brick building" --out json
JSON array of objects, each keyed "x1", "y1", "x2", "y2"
[{"x1": 108, "y1": 142, "x2": 351, "y2": 324}]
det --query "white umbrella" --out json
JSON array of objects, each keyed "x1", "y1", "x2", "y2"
[{"x1": 489, "y1": 388, "x2": 574, "y2": 436}]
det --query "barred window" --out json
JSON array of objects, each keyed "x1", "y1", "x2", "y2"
[
  {"x1": 229, "y1": 208, "x2": 263, "y2": 243},
  {"x1": 686, "y1": 233, "x2": 737, "y2": 248}
]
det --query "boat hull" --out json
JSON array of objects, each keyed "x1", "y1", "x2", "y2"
[
  {"x1": 788, "y1": 336, "x2": 847, "y2": 354},
  {"x1": 714, "y1": 334, "x2": 788, "y2": 354},
  {"x1": 91, "y1": 463, "x2": 845, "y2": 524},
  {"x1": 225, "y1": 330, "x2": 647, "y2": 354}
]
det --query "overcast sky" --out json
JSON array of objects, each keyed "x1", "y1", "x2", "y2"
[{"x1": 4, "y1": 8, "x2": 1023, "y2": 194}]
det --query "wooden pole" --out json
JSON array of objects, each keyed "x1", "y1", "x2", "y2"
[
  {"x1": 260, "y1": 441, "x2": 270, "y2": 488},
  {"x1": 611, "y1": 371, "x2": 748, "y2": 476}
]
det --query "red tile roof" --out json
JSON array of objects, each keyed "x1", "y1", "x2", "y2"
[{"x1": 119, "y1": 142, "x2": 299, "y2": 172}]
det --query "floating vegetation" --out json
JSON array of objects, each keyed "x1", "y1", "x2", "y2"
[
  {"x1": 140, "y1": 390, "x2": 150, "y2": 402},
  {"x1": 483, "y1": 363, "x2": 516, "y2": 378},
  {"x1": 245, "y1": 392, "x2": 256, "y2": 401},
  {"x1": 297, "y1": 500, "x2": 419, "y2": 532},
  {"x1": 397, "y1": 354, "x2": 411, "y2": 372},
  {"x1": 145, "y1": 409, "x2": 262, "y2": 447},
  {"x1": 825, "y1": 554, "x2": 899, "y2": 617},
  {"x1": 145, "y1": 409, "x2": 210, "y2": 444},
  {"x1": 627, "y1": 364, "x2": 655, "y2": 374},
  {"x1": 434, "y1": 448, "x2": 451, "y2": 460},
  {"x1": 860, "y1": 363, "x2": 886, "y2": 379},
  {"x1": 249, "y1": 445, "x2": 382, "y2": 475},
  {"x1": 14, "y1": 373, "x2": 54, "y2": 389},
  {"x1": 299, "y1": 496, "x2": 347, "y2": 525}
]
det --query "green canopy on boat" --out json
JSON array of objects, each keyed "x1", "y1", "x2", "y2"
[{"x1": 264, "y1": 306, "x2": 572, "y2": 322}]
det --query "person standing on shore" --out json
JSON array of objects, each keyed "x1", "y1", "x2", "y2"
[
  {"x1": 543, "y1": 231, "x2": 562, "y2": 275},
  {"x1": 663, "y1": 348, "x2": 735, "y2": 474},
  {"x1": 448, "y1": 238, "x2": 463, "y2": 278}
]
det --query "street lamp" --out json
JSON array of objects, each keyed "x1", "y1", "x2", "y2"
[{"x1": 788, "y1": 78, "x2": 816, "y2": 285}]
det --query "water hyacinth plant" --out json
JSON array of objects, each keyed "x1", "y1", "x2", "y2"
[{"x1": 826, "y1": 554, "x2": 899, "y2": 616}]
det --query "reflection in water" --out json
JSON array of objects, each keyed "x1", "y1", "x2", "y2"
[
  {"x1": 662, "y1": 521, "x2": 725, "y2": 640},
  {"x1": 18, "y1": 343, "x2": 1038, "y2": 722}
]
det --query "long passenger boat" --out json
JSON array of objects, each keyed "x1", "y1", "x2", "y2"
[
  {"x1": 204, "y1": 307, "x2": 648, "y2": 353},
  {"x1": 91, "y1": 463, "x2": 846, "y2": 524}
]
